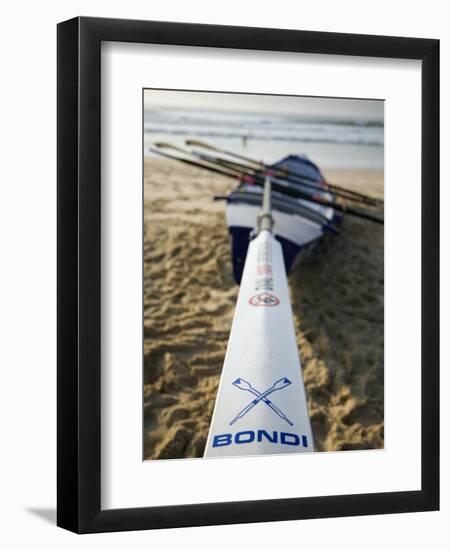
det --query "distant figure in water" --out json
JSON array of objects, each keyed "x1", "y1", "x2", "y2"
[{"x1": 242, "y1": 129, "x2": 250, "y2": 147}]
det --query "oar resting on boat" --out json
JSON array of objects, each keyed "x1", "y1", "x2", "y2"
[
  {"x1": 186, "y1": 138, "x2": 383, "y2": 207},
  {"x1": 150, "y1": 141, "x2": 383, "y2": 283},
  {"x1": 150, "y1": 143, "x2": 384, "y2": 225},
  {"x1": 204, "y1": 176, "x2": 314, "y2": 457},
  {"x1": 156, "y1": 141, "x2": 377, "y2": 207}
]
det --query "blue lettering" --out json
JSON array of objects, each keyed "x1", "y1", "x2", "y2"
[
  {"x1": 211, "y1": 430, "x2": 309, "y2": 448},
  {"x1": 235, "y1": 430, "x2": 255, "y2": 444},
  {"x1": 280, "y1": 432, "x2": 300, "y2": 446},
  {"x1": 213, "y1": 433, "x2": 232, "y2": 447},
  {"x1": 257, "y1": 430, "x2": 278, "y2": 443}
]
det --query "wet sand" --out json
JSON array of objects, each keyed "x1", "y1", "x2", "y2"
[{"x1": 143, "y1": 158, "x2": 384, "y2": 459}]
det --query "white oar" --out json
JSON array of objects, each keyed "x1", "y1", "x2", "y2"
[{"x1": 204, "y1": 176, "x2": 314, "y2": 457}]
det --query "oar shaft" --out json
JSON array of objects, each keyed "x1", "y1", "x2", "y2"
[
  {"x1": 195, "y1": 151, "x2": 380, "y2": 206},
  {"x1": 186, "y1": 138, "x2": 263, "y2": 168},
  {"x1": 258, "y1": 176, "x2": 274, "y2": 233},
  {"x1": 149, "y1": 147, "x2": 237, "y2": 179},
  {"x1": 151, "y1": 147, "x2": 383, "y2": 224},
  {"x1": 187, "y1": 138, "x2": 383, "y2": 205}
]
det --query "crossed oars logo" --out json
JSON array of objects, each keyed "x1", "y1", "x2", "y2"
[{"x1": 229, "y1": 377, "x2": 293, "y2": 426}]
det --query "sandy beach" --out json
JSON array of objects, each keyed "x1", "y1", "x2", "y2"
[{"x1": 143, "y1": 158, "x2": 384, "y2": 459}]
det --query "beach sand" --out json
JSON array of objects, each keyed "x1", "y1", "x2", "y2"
[{"x1": 143, "y1": 158, "x2": 384, "y2": 459}]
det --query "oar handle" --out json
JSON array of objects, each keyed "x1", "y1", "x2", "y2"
[
  {"x1": 151, "y1": 144, "x2": 242, "y2": 178},
  {"x1": 154, "y1": 142, "x2": 190, "y2": 156},
  {"x1": 185, "y1": 139, "x2": 220, "y2": 152},
  {"x1": 149, "y1": 148, "x2": 237, "y2": 180}
]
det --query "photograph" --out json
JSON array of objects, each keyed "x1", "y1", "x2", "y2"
[
  {"x1": 143, "y1": 90, "x2": 384, "y2": 460},
  {"x1": 51, "y1": 8, "x2": 439, "y2": 537}
]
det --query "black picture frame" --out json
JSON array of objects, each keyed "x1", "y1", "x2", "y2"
[{"x1": 57, "y1": 16, "x2": 439, "y2": 533}]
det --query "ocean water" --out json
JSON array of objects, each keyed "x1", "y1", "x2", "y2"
[{"x1": 144, "y1": 107, "x2": 384, "y2": 170}]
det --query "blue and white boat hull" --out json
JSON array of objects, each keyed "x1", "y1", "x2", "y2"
[{"x1": 226, "y1": 201, "x2": 327, "y2": 284}]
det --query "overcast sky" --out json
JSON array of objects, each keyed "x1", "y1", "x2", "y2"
[{"x1": 144, "y1": 89, "x2": 384, "y2": 122}]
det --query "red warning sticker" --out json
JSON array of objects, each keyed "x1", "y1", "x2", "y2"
[
  {"x1": 256, "y1": 263, "x2": 272, "y2": 276},
  {"x1": 249, "y1": 293, "x2": 280, "y2": 307}
]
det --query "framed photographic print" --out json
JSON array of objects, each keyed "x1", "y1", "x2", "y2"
[{"x1": 57, "y1": 17, "x2": 439, "y2": 533}]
